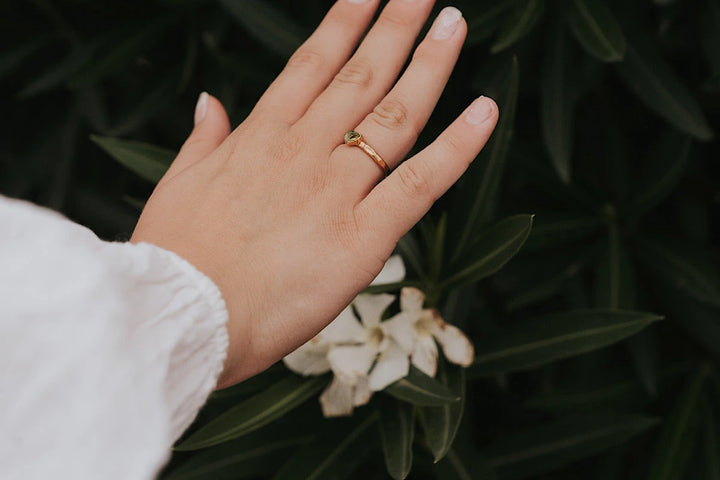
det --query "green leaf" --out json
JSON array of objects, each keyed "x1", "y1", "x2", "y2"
[
  {"x1": 702, "y1": 395, "x2": 720, "y2": 480},
  {"x1": 0, "y1": 36, "x2": 50, "y2": 80},
  {"x1": 541, "y1": 20, "x2": 575, "y2": 183},
  {"x1": 636, "y1": 238, "x2": 720, "y2": 308},
  {"x1": 628, "y1": 133, "x2": 692, "y2": 217},
  {"x1": 176, "y1": 375, "x2": 328, "y2": 450},
  {"x1": 429, "y1": 213, "x2": 447, "y2": 282},
  {"x1": 453, "y1": 56, "x2": 519, "y2": 257},
  {"x1": 73, "y1": 19, "x2": 173, "y2": 84},
  {"x1": 700, "y1": 0, "x2": 720, "y2": 76},
  {"x1": 17, "y1": 43, "x2": 97, "y2": 98},
  {"x1": 647, "y1": 365, "x2": 711, "y2": 480},
  {"x1": 164, "y1": 432, "x2": 310, "y2": 480},
  {"x1": 420, "y1": 362, "x2": 466, "y2": 463},
  {"x1": 91, "y1": 135, "x2": 175, "y2": 184},
  {"x1": 523, "y1": 214, "x2": 603, "y2": 251},
  {"x1": 218, "y1": 0, "x2": 306, "y2": 58},
  {"x1": 594, "y1": 226, "x2": 635, "y2": 310},
  {"x1": 272, "y1": 414, "x2": 378, "y2": 480},
  {"x1": 616, "y1": 36, "x2": 713, "y2": 141},
  {"x1": 525, "y1": 363, "x2": 689, "y2": 412},
  {"x1": 565, "y1": 0, "x2": 626, "y2": 62},
  {"x1": 379, "y1": 396, "x2": 415, "y2": 480},
  {"x1": 397, "y1": 231, "x2": 426, "y2": 280},
  {"x1": 466, "y1": 2, "x2": 516, "y2": 46},
  {"x1": 484, "y1": 414, "x2": 659, "y2": 479},
  {"x1": 490, "y1": 0, "x2": 546, "y2": 53},
  {"x1": 385, "y1": 366, "x2": 461, "y2": 406},
  {"x1": 469, "y1": 310, "x2": 663, "y2": 377},
  {"x1": 435, "y1": 448, "x2": 497, "y2": 480},
  {"x1": 445, "y1": 215, "x2": 533, "y2": 288}
]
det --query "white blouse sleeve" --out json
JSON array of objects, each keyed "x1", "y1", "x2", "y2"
[{"x1": 0, "y1": 195, "x2": 229, "y2": 480}]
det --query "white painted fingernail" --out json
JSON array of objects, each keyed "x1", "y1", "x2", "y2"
[
  {"x1": 194, "y1": 92, "x2": 208, "y2": 125},
  {"x1": 431, "y1": 6, "x2": 462, "y2": 40},
  {"x1": 465, "y1": 96, "x2": 494, "y2": 125}
]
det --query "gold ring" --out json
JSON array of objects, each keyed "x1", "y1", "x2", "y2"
[{"x1": 344, "y1": 130, "x2": 390, "y2": 176}]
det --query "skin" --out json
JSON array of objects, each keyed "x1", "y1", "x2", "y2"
[{"x1": 130, "y1": 0, "x2": 498, "y2": 389}]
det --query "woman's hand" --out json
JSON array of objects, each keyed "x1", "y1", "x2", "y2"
[{"x1": 130, "y1": 0, "x2": 498, "y2": 388}]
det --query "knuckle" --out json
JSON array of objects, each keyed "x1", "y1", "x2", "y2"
[
  {"x1": 334, "y1": 59, "x2": 374, "y2": 89},
  {"x1": 286, "y1": 49, "x2": 324, "y2": 70},
  {"x1": 377, "y1": 12, "x2": 409, "y2": 30},
  {"x1": 370, "y1": 99, "x2": 414, "y2": 132},
  {"x1": 396, "y1": 162, "x2": 431, "y2": 198}
]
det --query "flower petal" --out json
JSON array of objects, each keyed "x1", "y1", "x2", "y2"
[
  {"x1": 411, "y1": 334, "x2": 438, "y2": 377},
  {"x1": 327, "y1": 344, "x2": 376, "y2": 382},
  {"x1": 353, "y1": 375, "x2": 373, "y2": 407},
  {"x1": 353, "y1": 293, "x2": 395, "y2": 328},
  {"x1": 320, "y1": 377, "x2": 355, "y2": 417},
  {"x1": 370, "y1": 254, "x2": 406, "y2": 285},
  {"x1": 282, "y1": 342, "x2": 330, "y2": 376},
  {"x1": 368, "y1": 342, "x2": 410, "y2": 391},
  {"x1": 400, "y1": 287, "x2": 425, "y2": 313},
  {"x1": 320, "y1": 305, "x2": 366, "y2": 344},
  {"x1": 382, "y1": 312, "x2": 418, "y2": 354},
  {"x1": 431, "y1": 314, "x2": 475, "y2": 367}
]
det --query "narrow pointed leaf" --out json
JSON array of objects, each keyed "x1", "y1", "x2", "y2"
[
  {"x1": 628, "y1": 133, "x2": 692, "y2": 216},
  {"x1": 272, "y1": 414, "x2": 377, "y2": 480},
  {"x1": 702, "y1": 395, "x2": 720, "y2": 480},
  {"x1": 616, "y1": 37, "x2": 713, "y2": 141},
  {"x1": 420, "y1": 362, "x2": 466, "y2": 462},
  {"x1": 379, "y1": 396, "x2": 415, "y2": 480},
  {"x1": 91, "y1": 135, "x2": 175, "y2": 183},
  {"x1": 523, "y1": 214, "x2": 603, "y2": 251},
  {"x1": 466, "y1": 2, "x2": 515, "y2": 46},
  {"x1": 165, "y1": 432, "x2": 311, "y2": 480},
  {"x1": 541, "y1": 20, "x2": 575, "y2": 182},
  {"x1": 435, "y1": 448, "x2": 497, "y2": 480},
  {"x1": 490, "y1": 0, "x2": 546, "y2": 53},
  {"x1": 74, "y1": 19, "x2": 173, "y2": 84},
  {"x1": 636, "y1": 238, "x2": 720, "y2": 308},
  {"x1": 453, "y1": 57, "x2": 519, "y2": 257},
  {"x1": 176, "y1": 375, "x2": 328, "y2": 450},
  {"x1": 218, "y1": 0, "x2": 306, "y2": 58},
  {"x1": 485, "y1": 414, "x2": 659, "y2": 479},
  {"x1": 566, "y1": 0, "x2": 626, "y2": 62},
  {"x1": 386, "y1": 366, "x2": 461, "y2": 406},
  {"x1": 647, "y1": 365, "x2": 711, "y2": 480},
  {"x1": 446, "y1": 215, "x2": 533, "y2": 288},
  {"x1": 470, "y1": 310, "x2": 663, "y2": 376},
  {"x1": 594, "y1": 226, "x2": 635, "y2": 310}
]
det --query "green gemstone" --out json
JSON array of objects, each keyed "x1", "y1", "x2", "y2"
[{"x1": 344, "y1": 130, "x2": 361, "y2": 144}]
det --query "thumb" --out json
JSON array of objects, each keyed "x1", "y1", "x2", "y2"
[{"x1": 161, "y1": 92, "x2": 231, "y2": 184}]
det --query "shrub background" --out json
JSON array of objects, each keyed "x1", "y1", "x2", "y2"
[{"x1": 2, "y1": 0, "x2": 719, "y2": 478}]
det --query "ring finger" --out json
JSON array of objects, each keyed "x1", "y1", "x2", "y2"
[
  {"x1": 297, "y1": 0, "x2": 436, "y2": 144},
  {"x1": 334, "y1": 6, "x2": 467, "y2": 195}
]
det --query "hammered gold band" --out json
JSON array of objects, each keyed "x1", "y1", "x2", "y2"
[{"x1": 344, "y1": 130, "x2": 390, "y2": 176}]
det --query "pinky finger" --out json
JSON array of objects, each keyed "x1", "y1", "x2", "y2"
[{"x1": 357, "y1": 96, "x2": 498, "y2": 245}]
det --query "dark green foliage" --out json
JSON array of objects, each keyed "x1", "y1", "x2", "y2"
[{"x1": 2, "y1": 0, "x2": 719, "y2": 478}]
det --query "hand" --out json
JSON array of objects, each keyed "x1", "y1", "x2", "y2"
[{"x1": 131, "y1": 0, "x2": 498, "y2": 388}]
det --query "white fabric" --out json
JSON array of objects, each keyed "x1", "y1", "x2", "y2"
[{"x1": 0, "y1": 195, "x2": 229, "y2": 479}]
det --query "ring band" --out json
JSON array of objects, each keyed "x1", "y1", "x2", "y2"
[{"x1": 344, "y1": 130, "x2": 390, "y2": 176}]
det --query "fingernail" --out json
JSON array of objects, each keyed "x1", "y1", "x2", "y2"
[
  {"x1": 465, "y1": 96, "x2": 494, "y2": 125},
  {"x1": 347, "y1": 0, "x2": 369, "y2": 4},
  {"x1": 431, "y1": 6, "x2": 462, "y2": 41},
  {"x1": 194, "y1": 92, "x2": 208, "y2": 125}
]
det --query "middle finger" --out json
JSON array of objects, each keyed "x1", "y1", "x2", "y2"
[{"x1": 297, "y1": 0, "x2": 436, "y2": 145}]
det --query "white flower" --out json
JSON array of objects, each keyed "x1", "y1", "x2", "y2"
[
  {"x1": 383, "y1": 287, "x2": 474, "y2": 378},
  {"x1": 283, "y1": 255, "x2": 407, "y2": 417}
]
